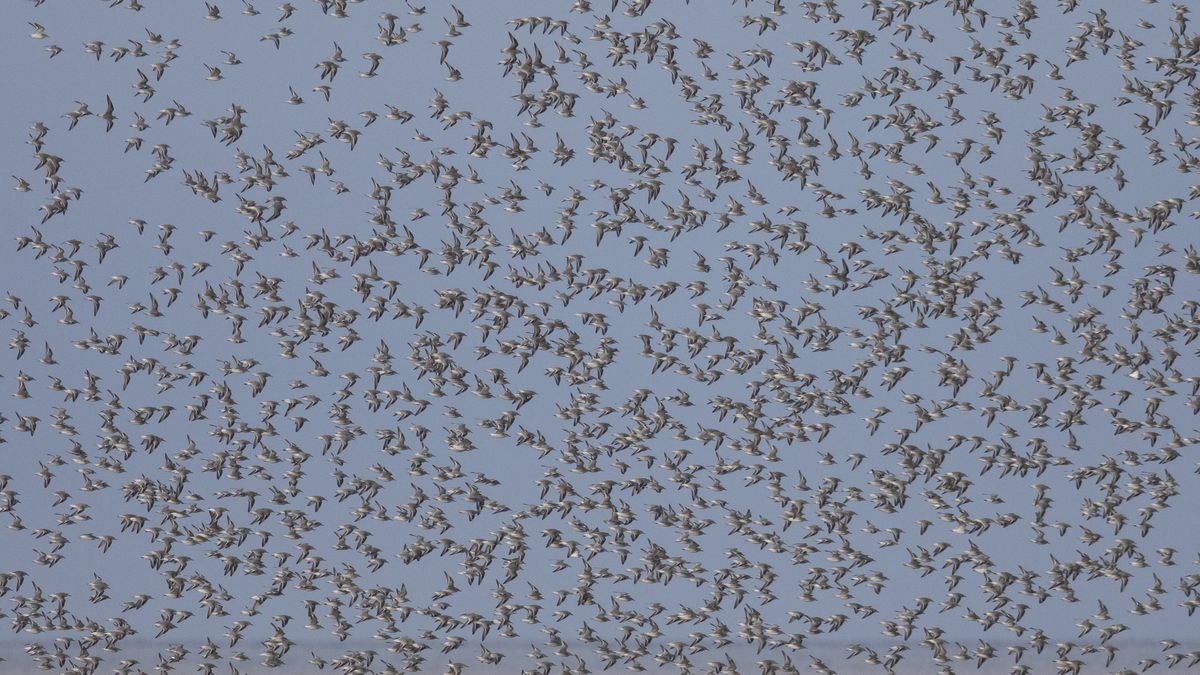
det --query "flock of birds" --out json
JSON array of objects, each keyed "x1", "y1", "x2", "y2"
[{"x1": 3, "y1": 0, "x2": 1200, "y2": 673}]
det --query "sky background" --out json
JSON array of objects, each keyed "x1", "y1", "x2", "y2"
[{"x1": 1, "y1": 0, "x2": 1199, "y2": 673}]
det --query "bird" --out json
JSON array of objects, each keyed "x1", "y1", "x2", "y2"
[{"x1": 0, "y1": 1, "x2": 1197, "y2": 674}]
